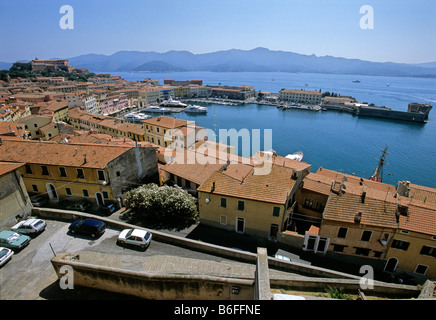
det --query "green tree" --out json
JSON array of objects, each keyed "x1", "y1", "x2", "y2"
[{"x1": 125, "y1": 183, "x2": 198, "y2": 221}]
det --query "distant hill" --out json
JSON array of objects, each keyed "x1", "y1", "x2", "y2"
[
  {"x1": 133, "y1": 60, "x2": 186, "y2": 72},
  {"x1": 64, "y1": 47, "x2": 435, "y2": 77}
]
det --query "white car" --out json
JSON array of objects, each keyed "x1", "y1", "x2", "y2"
[
  {"x1": 0, "y1": 247, "x2": 14, "y2": 267},
  {"x1": 11, "y1": 218, "x2": 46, "y2": 235},
  {"x1": 117, "y1": 229, "x2": 152, "y2": 249}
]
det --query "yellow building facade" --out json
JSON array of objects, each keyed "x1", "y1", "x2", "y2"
[
  {"x1": 0, "y1": 139, "x2": 158, "y2": 207},
  {"x1": 198, "y1": 163, "x2": 299, "y2": 241}
]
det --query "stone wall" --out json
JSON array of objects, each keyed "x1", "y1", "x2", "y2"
[{"x1": 51, "y1": 254, "x2": 254, "y2": 300}]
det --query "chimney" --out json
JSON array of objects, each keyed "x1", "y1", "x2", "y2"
[
  {"x1": 354, "y1": 212, "x2": 362, "y2": 224},
  {"x1": 361, "y1": 191, "x2": 367, "y2": 203}
]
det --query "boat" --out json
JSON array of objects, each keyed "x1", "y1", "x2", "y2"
[
  {"x1": 184, "y1": 105, "x2": 207, "y2": 113},
  {"x1": 160, "y1": 97, "x2": 188, "y2": 108},
  {"x1": 285, "y1": 151, "x2": 304, "y2": 161},
  {"x1": 142, "y1": 105, "x2": 172, "y2": 113},
  {"x1": 352, "y1": 80, "x2": 361, "y2": 83},
  {"x1": 124, "y1": 112, "x2": 151, "y2": 123}
]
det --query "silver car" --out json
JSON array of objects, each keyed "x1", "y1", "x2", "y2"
[
  {"x1": 0, "y1": 247, "x2": 14, "y2": 267},
  {"x1": 11, "y1": 219, "x2": 47, "y2": 235},
  {"x1": 117, "y1": 229, "x2": 152, "y2": 249}
]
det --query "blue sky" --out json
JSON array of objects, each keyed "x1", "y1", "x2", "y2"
[{"x1": 0, "y1": 0, "x2": 435, "y2": 63}]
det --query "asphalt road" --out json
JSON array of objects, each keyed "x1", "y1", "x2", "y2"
[{"x1": 0, "y1": 219, "x2": 238, "y2": 300}]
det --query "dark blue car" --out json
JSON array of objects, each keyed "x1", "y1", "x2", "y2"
[{"x1": 68, "y1": 218, "x2": 106, "y2": 238}]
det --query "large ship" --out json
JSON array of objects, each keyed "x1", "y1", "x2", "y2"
[
  {"x1": 356, "y1": 102, "x2": 432, "y2": 123},
  {"x1": 159, "y1": 97, "x2": 188, "y2": 108}
]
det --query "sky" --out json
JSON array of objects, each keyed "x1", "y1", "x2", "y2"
[{"x1": 0, "y1": 0, "x2": 435, "y2": 64}]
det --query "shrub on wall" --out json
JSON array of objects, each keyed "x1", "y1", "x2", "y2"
[{"x1": 125, "y1": 183, "x2": 198, "y2": 220}]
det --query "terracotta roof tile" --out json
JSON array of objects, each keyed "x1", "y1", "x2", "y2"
[
  {"x1": 323, "y1": 191, "x2": 398, "y2": 228},
  {"x1": 0, "y1": 161, "x2": 25, "y2": 177},
  {"x1": 198, "y1": 164, "x2": 296, "y2": 204},
  {"x1": 0, "y1": 139, "x2": 133, "y2": 169}
]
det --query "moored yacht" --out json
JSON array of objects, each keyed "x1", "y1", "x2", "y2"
[
  {"x1": 142, "y1": 105, "x2": 172, "y2": 113},
  {"x1": 285, "y1": 151, "x2": 304, "y2": 161},
  {"x1": 184, "y1": 105, "x2": 207, "y2": 113},
  {"x1": 160, "y1": 97, "x2": 188, "y2": 108}
]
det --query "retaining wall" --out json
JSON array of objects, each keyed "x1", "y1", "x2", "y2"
[{"x1": 51, "y1": 254, "x2": 254, "y2": 300}]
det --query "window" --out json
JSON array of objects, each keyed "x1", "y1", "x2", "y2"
[
  {"x1": 25, "y1": 164, "x2": 32, "y2": 174},
  {"x1": 116, "y1": 171, "x2": 121, "y2": 177},
  {"x1": 315, "y1": 202, "x2": 325, "y2": 212},
  {"x1": 361, "y1": 230, "x2": 372, "y2": 242},
  {"x1": 391, "y1": 239, "x2": 410, "y2": 251},
  {"x1": 220, "y1": 198, "x2": 227, "y2": 208},
  {"x1": 420, "y1": 246, "x2": 436, "y2": 258},
  {"x1": 333, "y1": 244, "x2": 346, "y2": 253},
  {"x1": 59, "y1": 167, "x2": 67, "y2": 177},
  {"x1": 77, "y1": 168, "x2": 85, "y2": 179},
  {"x1": 337, "y1": 227, "x2": 348, "y2": 239},
  {"x1": 373, "y1": 251, "x2": 383, "y2": 258},
  {"x1": 97, "y1": 170, "x2": 105, "y2": 181},
  {"x1": 32, "y1": 184, "x2": 38, "y2": 192},
  {"x1": 304, "y1": 198, "x2": 313, "y2": 208},
  {"x1": 272, "y1": 206, "x2": 280, "y2": 217},
  {"x1": 355, "y1": 247, "x2": 371, "y2": 256},
  {"x1": 169, "y1": 173, "x2": 175, "y2": 181},
  {"x1": 102, "y1": 191, "x2": 109, "y2": 199},
  {"x1": 237, "y1": 200, "x2": 245, "y2": 211},
  {"x1": 415, "y1": 265, "x2": 428, "y2": 275},
  {"x1": 65, "y1": 188, "x2": 72, "y2": 196},
  {"x1": 82, "y1": 189, "x2": 89, "y2": 197},
  {"x1": 41, "y1": 166, "x2": 49, "y2": 176},
  {"x1": 185, "y1": 180, "x2": 191, "y2": 189}
]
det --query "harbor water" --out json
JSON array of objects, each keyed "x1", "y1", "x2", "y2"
[{"x1": 113, "y1": 71, "x2": 436, "y2": 188}]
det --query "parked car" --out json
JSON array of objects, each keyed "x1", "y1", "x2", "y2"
[
  {"x1": 0, "y1": 230, "x2": 31, "y2": 251},
  {"x1": 97, "y1": 203, "x2": 117, "y2": 215},
  {"x1": 68, "y1": 218, "x2": 106, "y2": 238},
  {"x1": 0, "y1": 247, "x2": 14, "y2": 267},
  {"x1": 30, "y1": 195, "x2": 48, "y2": 207},
  {"x1": 11, "y1": 218, "x2": 46, "y2": 235},
  {"x1": 117, "y1": 228, "x2": 152, "y2": 249},
  {"x1": 65, "y1": 200, "x2": 91, "y2": 212}
]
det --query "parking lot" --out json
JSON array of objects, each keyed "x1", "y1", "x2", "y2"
[{"x1": 0, "y1": 219, "x2": 259, "y2": 300}]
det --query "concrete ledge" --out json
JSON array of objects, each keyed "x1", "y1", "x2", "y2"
[
  {"x1": 51, "y1": 253, "x2": 254, "y2": 300},
  {"x1": 269, "y1": 275, "x2": 420, "y2": 298}
]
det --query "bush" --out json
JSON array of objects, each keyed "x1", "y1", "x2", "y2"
[{"x1": 125, "y1": 183, "x2": 198, "y2": 221}]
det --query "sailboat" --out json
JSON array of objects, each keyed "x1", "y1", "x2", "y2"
[{"x1": 370, "y1": 144, "x2": 389, "y2": 182}]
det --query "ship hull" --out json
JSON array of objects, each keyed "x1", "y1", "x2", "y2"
[{"x1": 357, "y1": 107, "x2": 428, "y2": 123}]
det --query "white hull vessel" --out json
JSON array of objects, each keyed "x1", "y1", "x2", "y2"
[
  {"x1": 160, "y1": 98, "x2": 188, "y2": 108},
  {"x1": 143, "y1": 106, "x2": 172, "y2": 113},
  {"x1": 184, "y1": 105, "x2": 207, "y2": 113},
  {"x1": 285, "y1": 151, "x2": 304, "y2": 161}
]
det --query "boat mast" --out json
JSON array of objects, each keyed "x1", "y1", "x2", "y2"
[{"x1": 370, "y1": 144, "x2": 389, "y2": 182}]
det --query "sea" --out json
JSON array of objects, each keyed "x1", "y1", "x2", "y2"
[{"x1": 111, "y1": 71, "x2": 436, "y2": 188}]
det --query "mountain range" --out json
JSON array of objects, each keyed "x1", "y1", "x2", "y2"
[{"x1": 2, "y1": 47, "x2": 436, "y2": 77}]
